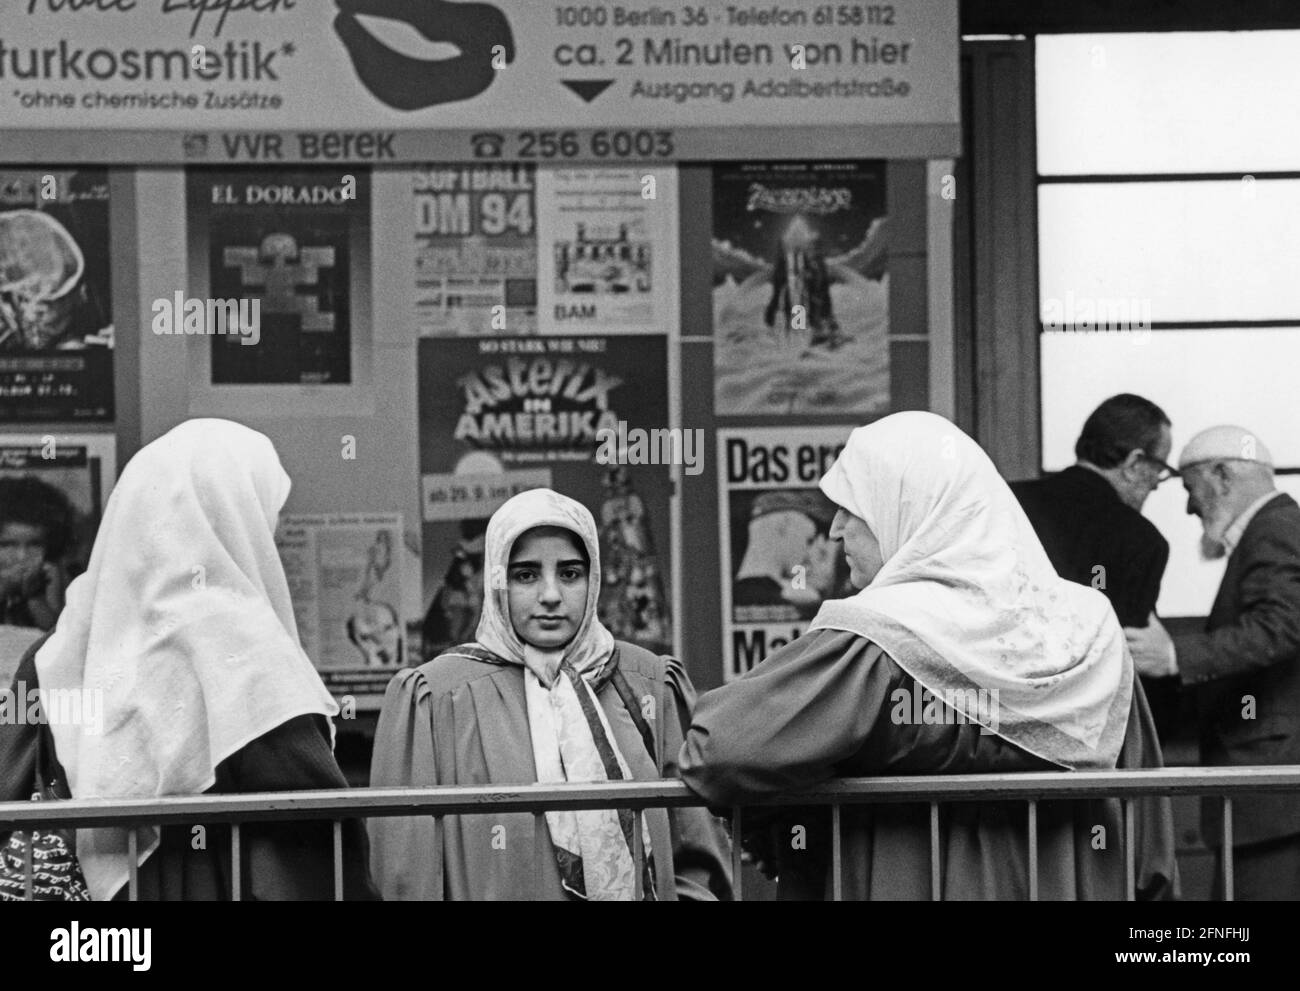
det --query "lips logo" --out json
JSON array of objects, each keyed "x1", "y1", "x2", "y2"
[{"x1": 335, "y1": 0, "x2": 515, "y2": 111}]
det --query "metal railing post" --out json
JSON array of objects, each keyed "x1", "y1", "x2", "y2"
[
  {"x1": 831, "y1": 803, "x2": 843, "y2": 901},
  {"x1": 632, "y1": 812, "x2": 644, "y2": 901},
  {"x1": 1222, "y1": 798, "x2": 1234, "y2": 902},
  {"x1": 128, "y1": 828, "x2": 139, "y2": 902},
  {"x1": 533, "y1": 812, "x2": 547, "y2": 899},
  {"x1": 333, "y1": 820, "x2": 344, "y2": 902},
  {"x1": 731, "y1": 807, "x2": 743, "y2": 902},
  {"x1": 1027, "y1": 800, "x2": 1038, "y2": 902},
  {"x1": 230, "y1": 822, "x2": 241, "y2": 902},
  {"x1": 1123, "y1": 798, "x2": 1135, "y2": 901},
  {"x1": 929, "y1": 802, "x2": 941, "y2": 900}
]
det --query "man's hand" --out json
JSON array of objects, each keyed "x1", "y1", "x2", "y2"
[{"x1": 1124, "y1": 612, "x2": 1178, "y2": 678}]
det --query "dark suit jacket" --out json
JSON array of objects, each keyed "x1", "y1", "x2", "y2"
[
  {"x1": 1011, "y1": 466, "x2": 1169, "y2": 628},
  {"x1": 1175, "y1": 492, "x2": 1300, "y2": 848}
]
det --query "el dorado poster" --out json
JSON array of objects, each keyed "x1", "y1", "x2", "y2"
[
  {"x1": 712, "y1": 161, "x2": 889, "y2": 416},
  {"x1": 186, "y1": 167, "x2": 369, "y2": 386},
  {"x1": 417, "y1": 335, "x2": 672, "y2": 663}
]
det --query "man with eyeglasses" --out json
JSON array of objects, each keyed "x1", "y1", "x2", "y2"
[
  {"x1": 1125, "y1": 425, "x2": 1300, "y2": 900},
  {"x1": 1011, "y1": 394, "x2": 1174, "y2": 631}
]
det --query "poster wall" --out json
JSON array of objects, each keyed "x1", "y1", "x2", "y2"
[
  {"x1": 0, "y1": 432, "x2": 116, "y2": 634},
  {"x1": 712, "y1": 161, "x2": 889, "y2": 416},
  {"x1": 718, "y1": 426, "x2": 852, "y2": 682},
  {"x1": 274, "y1": 512, "x2": 408, "y2": 700},
  {"x1": 418, "y1": 335, "x2": 672, "y2": 663},
  {"x1": 184, "y1": 167, "x2": 374, "y2": 416},
  {"x1": 0, "y1": 170, "x2": 114, "y2": 421}
]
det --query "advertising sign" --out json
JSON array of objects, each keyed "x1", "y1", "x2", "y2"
[{"x1": 0, "y1": 2, "x2": 959, "y2": 162}]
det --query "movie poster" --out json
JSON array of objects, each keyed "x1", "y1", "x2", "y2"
[
  {"x1": 186, "y1": 168, "x2": 369, "y2": 386},
  {"x1": 414, "y1": 163, "x2": 538, "y2": 336},
  {"x1": 537, "y1": 166, "x2": 678, "y2": 336},
  {"x1": 718, "y1": 427, "x2": 853, "y2": 682},
  {"x1": 0, "y1": 170, "x2": 114, "y2": 421},
  {"x1": 712, "y1": 161, "x2": 889, "y2": 416},
  {"x1": 0, "y1": 433, "x2": 115, "y2": 667},
  {"x1": 274, "y1": 512, "x2": 407, "y2": 700},
  {"x1": 418, "y1": 335, "x2": 672, "y2": 663}
]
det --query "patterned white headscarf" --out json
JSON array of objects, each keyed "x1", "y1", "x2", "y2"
[{"x1": 810, "y1": 412, "x2": 1134, "y2": 770}]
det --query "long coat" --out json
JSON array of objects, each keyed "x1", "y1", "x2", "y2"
[
  {"x1": 679, "y1": 629, "x2": 1177, "y2": 900},
  {"x1": 1176, "y1": 492, "x2": 1300, "y2": 848},
  {"x1": 368, "y1": 640, "x2": 733, "y2": 900}
]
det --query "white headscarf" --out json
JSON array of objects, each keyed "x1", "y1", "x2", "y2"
[
  {"x1": 810, "y1": 412, "x2": 1133, "y2": 770},
  {"x1": 35, "y1": 418, "x2": 339, "y2": 900},
  {"x1": 474, "y1": 488, "x2": 651, "y2": 900},
  {"x1": 476, "y1": 488, "x2": 616, "y2": 684}
]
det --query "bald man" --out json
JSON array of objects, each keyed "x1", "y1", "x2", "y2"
[{"x1": 1125, "y1": 425, "x2": 1300, "y2": 900}]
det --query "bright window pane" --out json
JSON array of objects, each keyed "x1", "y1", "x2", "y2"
[
  {"x1": 1037, "y1": 32, "x2": 1300, "y2": 175},
  {"x1": 1040, "y1": 328, "x2": 1300, "y2": 470},
  {"x1": 1039, "y1": 181, "x2": 1300, "y2": 323}
]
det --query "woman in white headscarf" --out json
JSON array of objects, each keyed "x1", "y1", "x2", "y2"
[
  {"x1": 680, "y1": 412, "x2": 1176, "y2": 900},
  {"x1": 370, "y1": 487, "x2": 731, "y2": 900},
  {"x1": 0, "y1": 419, "x2": 377, "y2": 900}
]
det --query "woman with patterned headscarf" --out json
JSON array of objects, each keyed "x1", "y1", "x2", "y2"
[
  {"x1": 681, "y1": 412, "x2": 1177, "y2": 900},
  {"x1": 370, "y1": 487, "x2": 731, "y2": 900}
]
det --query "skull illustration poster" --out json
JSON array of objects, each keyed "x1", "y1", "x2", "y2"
[
  {"x1": 0, "y1": 170, "x2": 113, "y2": 422},
  {"x1": 185, "y1": 168, "x2": 369, "y2": 387}
]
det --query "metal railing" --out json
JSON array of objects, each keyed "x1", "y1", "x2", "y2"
[{"x1": 4, "y1": 765, "x2": 1299, "y2": 901}]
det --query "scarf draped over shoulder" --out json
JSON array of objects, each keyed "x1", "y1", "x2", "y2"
[
  {"x1": 34, "y1": 418, "x2": 339, "y2": 900},
  {"x1": 810, "y1": 412, "x2": 1133, "y2": 770}
]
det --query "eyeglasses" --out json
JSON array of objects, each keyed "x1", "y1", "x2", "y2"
[{"x1": 1138, "y1": 453, "x2": 1179, "y2": 484}]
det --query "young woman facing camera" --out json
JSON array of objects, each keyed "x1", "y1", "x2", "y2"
[{"x1": 370, "y1": 488, "x2": 731, "y2": 901}]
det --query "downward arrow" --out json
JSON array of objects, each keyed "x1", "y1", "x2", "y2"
[{"x1": 562, "y1": 79, "x2": 615, "y2": 103}]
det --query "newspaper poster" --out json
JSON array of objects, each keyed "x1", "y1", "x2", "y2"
[
  {"x1": 274, "y1": 512, "x2": 408, "y2": 700},
  {"x1": 0, "y1": 170, "x2": 114, "y2": 421},
  {"x1": 537, "y1": 167, "x2": 678, "y2": 336},
  {"x1": 719, "y1": 426, "x2": 853, "y2": 682},
  {"x1": 0, "y1": 432, "x2": 115, "y2": 641},
  {"x1": 185, "y1": 167, "x2": 369, "y2": 386},
  {"x1": 712, "y1": 161, "x2": 889, "y2": 415},
  {"x1": 418, "y1": 335, "x2": 672, "y2": 662},
  {"x1": 414, "y1": 163, "x2": 538, "y2": 337}
]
